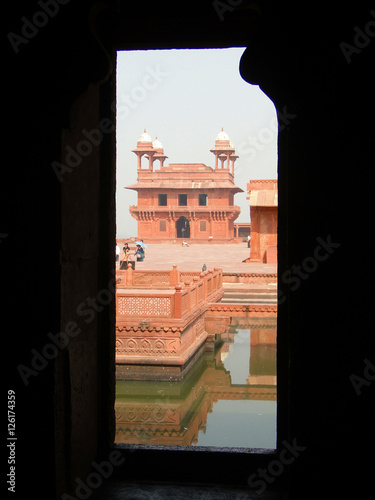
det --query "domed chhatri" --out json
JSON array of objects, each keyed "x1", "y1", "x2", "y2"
[
  {"x1": 132, "y1": 131, "x2": 168, "y2": 170},
  {"x1": 133, "y1": 128, "x2": 238, "y2": 173},
  {"x1": 152, "y1": 137, "x2": 164, "y2": 152},
  {"x1": 210, "y1": 128, "x2": 238, "y2": 172},
  {"x1": 152, "y1": 137, "x2": 168, "y2": 167}
]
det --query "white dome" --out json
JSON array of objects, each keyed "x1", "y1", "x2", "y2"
[
  {"x1": 137, "y1": 130, "x2": 152, "y2": 143},
  {"x1": 216, "y1": 128, "x2": 230, "y2": 141},
  {"x1": 153, "y1": 137, "x2": 163, "y2": 149}
]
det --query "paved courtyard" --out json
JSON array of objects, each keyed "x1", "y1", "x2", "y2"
[{"x1": 120, "y1": 243, "x2": 277, "y2": 274}]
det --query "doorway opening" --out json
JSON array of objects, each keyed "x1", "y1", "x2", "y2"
[
  {"x1": 115, "y1": 47, "x2": 278, "y2": 451},
  {"x1": 176, "y1": 216, "x2": 190, "y2": 238}
]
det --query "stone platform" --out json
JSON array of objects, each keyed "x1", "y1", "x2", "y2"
[
  {"x1": 118, "y1": 242, "x2": 277, "y2": 300},
  {"x1": 118, "y1": 242, "x2": 277, "y2": 274}
]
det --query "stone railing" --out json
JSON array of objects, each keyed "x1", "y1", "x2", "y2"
[
  {"x1": 116, "y1": 267, "x2": 223, "y2": 322},
  {"x1": 117, "y1": 264, "x2": 222, "y2": 290},
  {"x1": 116, "y1": 264, "x2": 180, "y2": 288}
]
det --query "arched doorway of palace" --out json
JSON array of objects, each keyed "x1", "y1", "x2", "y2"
[{"x1": 176, "y1": 216, "x2": 190, "y2": 238}]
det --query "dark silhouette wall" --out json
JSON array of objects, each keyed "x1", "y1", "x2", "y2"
[{"x1": 3, "y1": 1, "x2": 374, "y2": 499}]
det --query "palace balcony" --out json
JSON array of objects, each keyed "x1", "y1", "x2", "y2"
[{"x1": 129, "y1": 205, "x2": 241, "y2": 216}]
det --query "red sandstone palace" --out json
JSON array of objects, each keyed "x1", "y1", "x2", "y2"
[{"x1": 126, "y1": 129, "x2": 243, "y2": 243}]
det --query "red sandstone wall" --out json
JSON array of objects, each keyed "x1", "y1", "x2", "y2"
[{"x1": 250, "y1": 207, "x2": 277, "y2": 263}]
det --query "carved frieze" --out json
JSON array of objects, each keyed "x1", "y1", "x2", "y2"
[
  {"x1": 116, "y1": 336, "x2": 180, "y2": 356},
  {"x1": 117, "y1": 296, "x2": 171, "y2": 316},
  {"x1": 116, "y1": 404, "x2": 179, "y2": 424}
]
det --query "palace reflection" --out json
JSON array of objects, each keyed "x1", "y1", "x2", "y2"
[{"x1": 115, "y1": 316, "x2": 276, "y2": 448}]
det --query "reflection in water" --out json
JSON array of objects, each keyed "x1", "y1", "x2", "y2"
[
  {"x1": 115, "y1": 318, "x2": 276, "y2": 449},
  {"x1": 195, "y1": 400, "x2": 276, "y2": 448},
  {"x1": 222, "y1": 328, "x2": 251, "y2": 384}
]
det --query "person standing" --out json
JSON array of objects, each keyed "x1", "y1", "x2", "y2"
[
  {"x1": 140, "y1": 240, "x2": 145, "y2": 259},
  {"x1": 120, "y1": 244, "x2": 130, "y2": 269},
  {"x1": 115, "y1": 244, "x2": 120, "y2": 268}
]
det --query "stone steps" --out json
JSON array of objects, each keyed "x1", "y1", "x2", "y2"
[{"x1": 220, "y1": 291, "x2": 277, "y2": 304}]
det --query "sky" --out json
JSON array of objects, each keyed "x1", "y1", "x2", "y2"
[{"x1": 116, "y1": 48, "x2": 278, "y2": 239}]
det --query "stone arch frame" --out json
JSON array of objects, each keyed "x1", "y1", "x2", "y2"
[{"x1": 57, "y1": 20, "x2": 286, "y2": 497}]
